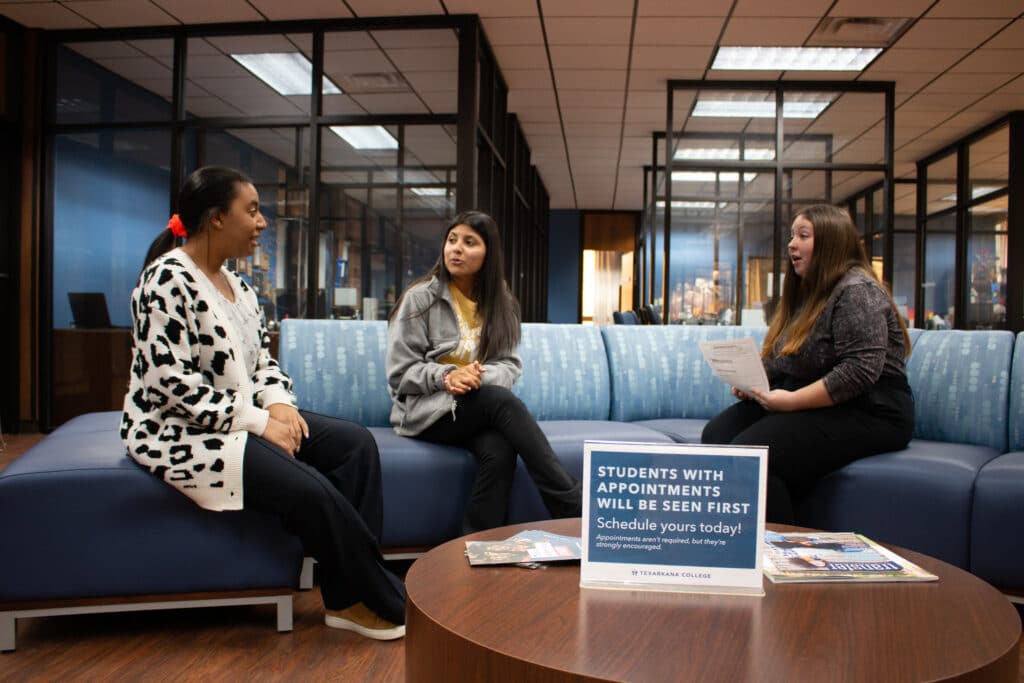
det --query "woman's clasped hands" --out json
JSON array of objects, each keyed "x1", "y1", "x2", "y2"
[
  {"x1": 444, "y1": 361, "x2": 484, "y2": 396},
  {"x1": 263, "y1": 403, "x2": 310, "y2": 456}
]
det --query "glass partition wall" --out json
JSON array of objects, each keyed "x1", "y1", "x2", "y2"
[
  {"x1": 917, "y1": 114, "x2": 1022, "y2": 332},
  {"x1": 648, "y1": 81, "x2": 895, "y2": 326},
  {"x1": 42, "y1": 16, "x2": 549, "y2": 428}
]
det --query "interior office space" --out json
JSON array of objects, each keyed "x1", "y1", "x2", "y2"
[{"x1": 2, "y1": 1, "x2": 1023, "y2": 434}]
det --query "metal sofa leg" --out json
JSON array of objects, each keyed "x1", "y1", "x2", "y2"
[
  {"x1": 1, "y1": 612, "x2": 15, "y2": 652},
  {"x1": 275, "y1": 595, "x2": 294, "y2": 631},
  {"x1": 299, "y1": 556, "x2": 315, "y2": 590}
]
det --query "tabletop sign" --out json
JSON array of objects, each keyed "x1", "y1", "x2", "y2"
[{"x1": 580, "y1": 441, "x2": 767, "y2": 596}]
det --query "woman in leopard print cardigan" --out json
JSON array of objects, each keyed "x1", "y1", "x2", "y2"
[{"x1": 121, "y1": 166, "x2": 405, "y2": 639}]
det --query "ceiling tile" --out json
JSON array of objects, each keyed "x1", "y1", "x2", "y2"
[
  {"x1": 720, "y1": 17, "x2": 820, "y2": 46},
  {"x1": 372, "y1": 28, "x2": 456, "y2": 48},
  {"x1": 894, "y1": 18, "x2": 1009, "y2": 49},
  {"x1": 561, "y1": 107, "x2": 623, "y2": 123},
  {"x1": 733, "y1": 0, "x2": 832, "y2": 16},
  {"x1": 638, "y1": 0, "x2": 733, "y2": 16},
  {"x1": 0, "y1": 2, "x2": 93, "y2": 28},
  {"x1": 554, "y1": 70, "x2": 627, "y2": 91},
  {"x1": 924, "y1": 72, "x2": 1016, "y2": 94},
  {"x1": 540, "y1": 0, "x2": 633, "y2": 17},
  {"x1": 247, "y1": 0, "x2": 353, "y2": 20},
  {"x1": 444, "y1": 0, "x2": 536, "y2": 16},
  {"x1": 501, "y1": 68, "x2": 552, "y2": 89},
  {"x1": 866, "y1": 48, "x2": 970, "y2": 73},
  {"x1": 323, "y1": 48, "x2": 392, "y2": 75},
  {"x1": 544, "y1": 17, "x2": 632, "y2": 45},
  {"x1": 404, "y1": 70, "x2": 458, "y2": 91},
  {"x1": 480, "y1": 17, "x2": 544, "y2": 45},
  {"x1": 387, "y1": 47, "x2": 458, "y2": 73},
  {"x1": 345, "y1": 0, "x2": 445, "y2": 17},
  {"x1": 348, "y1": 92, "x2": 429, "y2": 113},
  {"x1": 550, "y1": 45, "x2": 629, "y2": 70},
  {"x1": 63, "y1": 0, "x2": 177, "y2": 27},
  {"x1": 950, "y1": 49, "x2": 1024, "y2": 73},
  {"x1": 633, "y1": 17, "x2": 726, "y2": 45},
  {"x1": 926, "y1": 0, "x2": 1023, "y2": 18},
  {"x1": 554, "y1": 90, "x2": 620, "y2": 107},
  {"x1": 829, "y1": 0, "x2": 933, "y2": 17},
  {"x1": 492, "y1": 45, "x2": 549, "y2": 70},
  {"x1": 151, "y1": 0, "x2": 264, "y2": 24},
  {"x1": 982, "y1": 18, "x2": 1024, "y2": 48},
  {"x1": 631, "y1": 46, "x2": 713, "y2": 71}
]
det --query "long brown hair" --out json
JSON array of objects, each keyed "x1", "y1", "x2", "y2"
[
  {"x1": 389, "y1": 210, "x2": 520, "y2": 361},
  {"x1": 763, "y1": 204, "x2": 911, "y2": 357}
]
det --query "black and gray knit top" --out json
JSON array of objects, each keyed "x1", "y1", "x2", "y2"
[{"x1": 765, "y1": 267, "x2": 909, "y2": 404}]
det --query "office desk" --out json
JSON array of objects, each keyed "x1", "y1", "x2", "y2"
[{"x1": 406, "y1": 518, "x2": 1021, "y2": 682}]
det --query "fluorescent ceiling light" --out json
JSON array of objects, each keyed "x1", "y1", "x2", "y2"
[
  {"x1": 674, "y1": 147, "x2": 775, "y2": 161},
  {"x1": 411, "y1": 187, "x2": 447, "y2": 196},
  {"x1": 330, "y1": 125, "x2": 399, "y2": 150},
  {"x1": 693, "y1": 99, "x2": 832, "y2": 119},
  {"x1": 712, "y1": 46, "x2": 882, "y2": 71},
  {"x1": 672, "y1": 171, "x2": 758, "y2": 183},
  {"x1": 231, "y1": 53, "x2": 342, "y2": 96},
  {"x1": 656, "y1": 200, "x2": 734, "y2": 210},
  {"x1": 941, "y1": 185, "x2": 1004, "y2": 201}
]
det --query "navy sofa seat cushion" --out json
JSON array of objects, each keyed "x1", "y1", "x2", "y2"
[
  {"x1": 970, "y1": 451, "x2": 1024, "y2": 589},
  {"x1": 800, "y1": 439, "x2": 1001, "y2": 569},
  {"x1": 0, "y1": 412, "x2": 304, "y2": 602},
  {"x1": 632, "y1": 418, "x2": 708, "y2": 444}
]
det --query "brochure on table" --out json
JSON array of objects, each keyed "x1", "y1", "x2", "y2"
[{"x1": 580, "y1": 441, "x2": 767, "y2": 596}]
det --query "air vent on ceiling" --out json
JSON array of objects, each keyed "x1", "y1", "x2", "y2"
[
  {"x1": 808, "y1": 16, "x2": 911, "y2": 48},
  {"x1": 335, "y1": 72, "x2": 410, "y2": 94}
]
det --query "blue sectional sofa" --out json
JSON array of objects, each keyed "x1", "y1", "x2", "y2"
[{"x1": 2, "y1": 321, "x2": 1021, "y2": 649}]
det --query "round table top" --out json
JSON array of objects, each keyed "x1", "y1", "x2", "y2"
[{"x1": 405, "y1": 518, "x2": 1021, "y2": 683}]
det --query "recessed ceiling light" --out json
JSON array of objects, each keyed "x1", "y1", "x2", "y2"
[
  {"x1": 231, "y1": 53, "x2": 342, "y2": 96},
  {"x1": 330, "y1": 125, "x2": 399, "y2": 150},
  {"x1": 411, "y1": 187, "x2": 447, "y2": 196},
  {"x1": 712, "y1": 46, "x2": 882, "y2": 71},
  {"x1": 941, "y1": 186, "x2": 1004, "y2": 202},
  {"x1": 692, "y1": 99, "x2": 832, "y2": 119},
  {"x1": 674, "y1": 148, "x2": 775, "y2": 161},
  {"x1": 672, "y1": 171, "x2": 758, "y2": 183}
]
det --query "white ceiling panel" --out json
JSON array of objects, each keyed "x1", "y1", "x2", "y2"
[
  {"x1": 895, "y1": 18, "x2": 1008, "y2": 49},
  {"x1": 151, "y1": 0, "x2": 264, "y2": 24},
  {"x1": 492, "y1": 45, "x2": 550, "y2": 70},
  {"x1": 866, "y1": 48, "x2": 970, "y2": 73},
  {"x1": 345, "y1": 0, "x2": 445, "y2": 17},
  {"x1": 403, "y1": 70, "x2": 458, "y2": 91},
  {"x1": 0, "y1": 1, "x2": 93, "y2": 28},
  {"x1": 950, "y1": 49, "x2": 1024, "y2": 73},
  {"x1": 206, "y1": 35, "x2": 307, "y2": 55},
  {"x1": 631, "y1": 46, "x2": 713, "y2": 71},
  {"x1": 633, "y1": 17, "x2": 726, "y2": 46},
  {"x1": 830, "y1": 0, "x2": 933, "y2": 17},
  {"x1": 982, "y1": 18, "x2": 1024, "y2": 48},
  {"x1": 371, "y1": 28, "x2": 456, "y2": 48},
  {"x1": 64, "y1": 0, "x2": 176, "y2": 27},
  {"x1": 323, "y1": 48, "x2": 392, "y2": 74},
  {"x1": 550, "y1": 44, "x2": 630, "y2": 70},
  {"x1": 555, "y1": 90, "x2": 619, "y2": 107},
  {"x1": 478, "y1": 17, "x2": 543, "y2": 45},
  {"x1": 561, "y1": 107, "x2": 622, "y2": 123},
  {"x1": 540, "y1": 0, "x2": 633, "y2": 17},
  {"x1": 387, "y1": 47, "x2": 458, "y2": 72},
  {"x1": 554, "y1": 70, "x2": 627, "y2": 91},
  {"x1": 638, "y1": 0, "x2": 734, "y2": 16},
  {"x1": 927, "y1": 0, "x2": 1024, "y2": 18},
  {"x1": 921, "y1": 72, "x2": 1014, "y2": 94},
  {"x1": 500, "y1": 68, "x2": 552, "y2": 89},
  {"x1": 247, "y1": 0, "x2": 353, "y2": 20},
  {"x1": 349, "y1": 92, "x2": 429, "y2": 113},
  {"x1": 543, "y1": 17, "x2": 631, "y2": 46},
  {"x1": 732, "y1": 0, "x2": 831, "y2": 16},
  {"x1": 443, "y1": 0, "x2": 535, "y2": 16},
  {"x1": 719, "y1": 17, "x2": 820, "y2": 46}
]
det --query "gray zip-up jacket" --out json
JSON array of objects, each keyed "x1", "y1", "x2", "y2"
[{"x1": 385, "y1": 275, "x2": 523, "y2": 436}]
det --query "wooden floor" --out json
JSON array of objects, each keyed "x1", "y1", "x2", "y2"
[{"x1": 2, "y1": 433, "x2": 1023, "y2": 681}]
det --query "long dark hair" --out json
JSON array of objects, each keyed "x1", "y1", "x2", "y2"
[
  {"x1": 763, "y1": 204, "x2": 910, "y2": 357},
  {"x1": 142, "y1": 166, "x2": 252, "y2": 269},
  {"x1": 390, "y1": 210, "x2": 521, "y2": 360}
]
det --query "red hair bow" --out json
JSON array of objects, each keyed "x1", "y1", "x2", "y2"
[{"x1": 167, "y1": 214, "x2": 187, "y2": 238}]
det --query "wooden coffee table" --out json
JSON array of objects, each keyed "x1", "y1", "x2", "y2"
[{"x1": 406, "y1": 518, "x2": 1021, "y2": 682}]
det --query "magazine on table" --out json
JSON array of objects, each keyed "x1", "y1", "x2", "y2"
[
  {"x1": 465, "y1": 529, "x2": 583, "y2": 566},
  {"x1": 762, "y1": 531, "x2": 938, "y2": 583}
]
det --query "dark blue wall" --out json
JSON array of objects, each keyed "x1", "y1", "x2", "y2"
[
  {"x1": 53, "y1": 136, "x2": 169, "y2": 328},
  {"x1": 547, "y1": 209, "x2": 580, "y2": 323}
]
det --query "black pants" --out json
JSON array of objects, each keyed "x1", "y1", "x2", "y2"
[
  {"x1": 416, "y1": 385, "x2": 582, "y2": 533},
  {"x1": 701, "y1": 383, "x2": 914, "y2": 524},
  {"x1": 242, "y1": 410, "x2": 406, "y2": 624}
]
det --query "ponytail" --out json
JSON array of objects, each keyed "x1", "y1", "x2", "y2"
[{"x1": 142, "y1": 229, "x2": 179, "y2": 271}]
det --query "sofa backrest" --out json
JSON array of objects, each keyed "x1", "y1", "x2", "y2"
[
  {"x1": 907, "y1": 329, "x2": 1013, "y2": 452},
  {"x1": 602, "y1": 325, "x2": 767, "y2": 422},
  {"x1": 514, "y1": 323, "x2": 611, "y2": 420},
  {"x1": 279, "y1": 319, "x2": 612, "y2": 425},
  {"x1": 279, "y1": 319, "x2": 393, "y2": 427},
  {"x1": 1009, "y1": 331, "x2": 1024, "y2": 452}
]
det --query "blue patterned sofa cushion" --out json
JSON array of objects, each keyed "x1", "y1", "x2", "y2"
[
  {"x1": 602, "y1": 325, "x2": 767, "y2": 422},
  {"x1": 279, "y1": 319, "x2": 392, "y2": 427},
  {"x1": 514, "y1": 323, "x2": 611, "y2": 420},
  {"x1": 906, "y1": 330, "x2": 1013, "y2": 452},
  {"x1": 1008, "y1": 332, "x2": 1024, "y2": 452}
]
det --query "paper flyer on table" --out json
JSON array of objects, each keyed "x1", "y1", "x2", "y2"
[{"x1": 699, "y1": 337, "x2": 770, "y2": 394}]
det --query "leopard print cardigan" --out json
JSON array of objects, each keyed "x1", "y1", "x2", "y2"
[{"x1": 120, "y1": 248, "x2": 295, "y2": 511}]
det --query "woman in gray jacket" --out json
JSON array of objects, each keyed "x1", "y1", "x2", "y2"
[{"x1": 386, "y1": 211, "x2": 581, "y2": 533}]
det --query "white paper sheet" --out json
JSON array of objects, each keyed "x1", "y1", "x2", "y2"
[{"x1": 698, "y1": 337, "x2": 770, "y2": 394}]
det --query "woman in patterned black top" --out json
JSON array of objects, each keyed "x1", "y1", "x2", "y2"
[
  {"x1": 123, "y1": 166, "x2": 405, "y2": 639},
  {"x1": 702, "y1": 204, "x2": 914, "y2": 523}
]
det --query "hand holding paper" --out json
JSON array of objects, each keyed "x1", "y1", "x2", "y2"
[{"x1": 699, "y1": 337, "x2": 770, "y2": 395}]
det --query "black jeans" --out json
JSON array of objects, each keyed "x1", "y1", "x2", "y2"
[
  {"x1": 701, "y1": 381, "x2": 914, "y2": 525},
  {"x1": 416, "y1": 384, "x2": 582, "y2": 533},
  {"x1": 242, "y1": 410, "x2": 406, "y2": 624}
]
